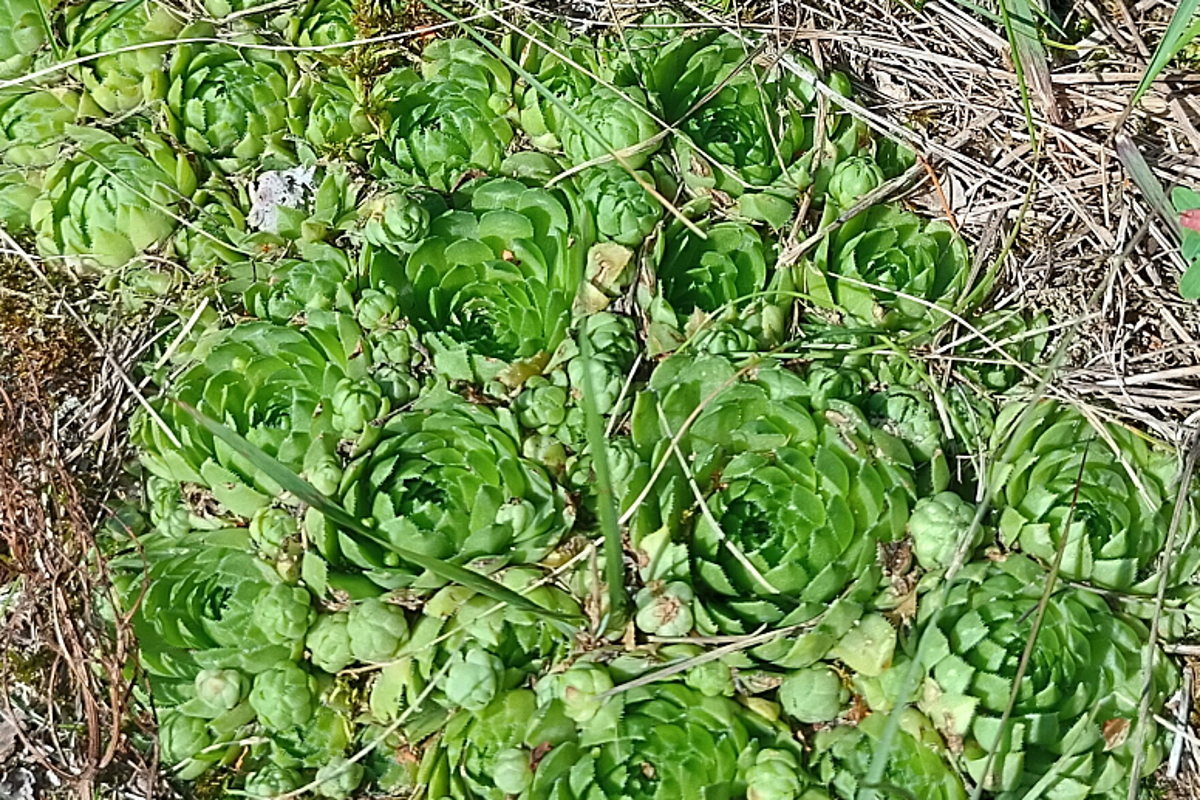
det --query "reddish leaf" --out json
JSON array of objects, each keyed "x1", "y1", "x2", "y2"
[{"x1": 1182, "y1": 209, "x2": 1200, "y2": 232}]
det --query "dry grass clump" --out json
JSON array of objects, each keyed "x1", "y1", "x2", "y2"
[{"x1": 0, "y1": 258, "x2": 164, "y2": 800}]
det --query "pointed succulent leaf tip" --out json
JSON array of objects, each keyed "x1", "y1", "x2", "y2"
[{"x1": 989, "y1": 399, "x2": 1187, "y2": 592}]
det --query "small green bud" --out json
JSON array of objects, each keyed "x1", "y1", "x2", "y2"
[
  {"x1": 347, "y1": 597, "x2": 410, "y2": 663},
  {"x1": 492, "y1": 748, "x2": 534, "y2": 794}
]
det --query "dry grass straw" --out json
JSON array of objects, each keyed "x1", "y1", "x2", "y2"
[{"x1": 0, "y1": 315, "x2": 158, "y2": 799}]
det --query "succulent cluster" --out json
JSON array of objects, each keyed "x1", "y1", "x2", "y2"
[{"x1": 6, "y1": 4, "x2": 1182, "y2": 798}]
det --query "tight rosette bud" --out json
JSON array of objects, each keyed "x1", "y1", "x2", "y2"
[
  {"x1": 443, "y1": 647, "x2": 505, "y2": 711},
  {"x1": 307, "y1": 612, "x2": 352, "y2": 673},
  {"x1": 909, "y1": 491, "x2": 980, "y2": 570},
  {"x1": 249, "y1": 662, "x2": 318, "y2": 730},
  {"x1": 347, "y1": 597, "x2": 410, "y2": 663},
  {"x1": 252, "y1": 584, "x2": 315, "y2": 646},
  {"x1": 828, "y1": 156, "x2": 885, "y2": 209}
]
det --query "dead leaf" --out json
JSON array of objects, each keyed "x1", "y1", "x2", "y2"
[{"x1": 1102, "y1": 718, "x2": 1131, "y2": 751}]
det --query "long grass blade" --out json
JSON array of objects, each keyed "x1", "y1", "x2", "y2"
[
  {"x1": 1115, "y1": 134, "x2": 1184, "y2": 240},
  {"x1": 173, "y1": 399, "x2": 581, "y2": 626},
  {"x1": 577, "y1": 328, "x2": 627, "y2": 629},
  {"x1": 1131, "y1": 2, "x2": 1200, "y2": 110},
  {"x1": 999, "y1": 0, "x2": 1061, "y2": 127}
]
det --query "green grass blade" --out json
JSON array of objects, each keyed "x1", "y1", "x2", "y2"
[
  {"x1": 999, "y1": 0, "x2": 1061, "y2": 127},
  {"x1": 1115, "y1": 133, "x2": 1184, "y2": 240},
  {"x1": 1131, "y1": 1, "x2": 1200, "y2": 108},
  {"x1": 173, "y1": 400, "x2": 582, "y2": 627},
  {"x1": 577, "y1": 329, "x2": 627, "y2": 630}
]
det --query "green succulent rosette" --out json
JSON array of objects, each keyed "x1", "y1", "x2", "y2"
[
  {"x1": 31, "y1": 126, "x2": 196, "y2": 272},
  {"x1": 166, "y1": 25, "x2": 299, "y2": 172},
  {"x1": 333, "y1": 391, "x2": 574, "y2": 590},
  {"x1": 108, "y1": 528, "x2": 314, "y2": 778},
  {"x1": 133, "y1": 316, "x2": 376, "y2": 517},
  {"x1": 652, "y1": 33, "x2": 864, "y2": 226},
  {"x1": 557, "y1": 85, "x2": 660, "y2": 170},
  {"x1": 637, "y1": 354, "x2": 917, "y2": 635},
  {"x1": 111, "y1": 528, "x2": 305, "y2": 678},
  {"x1": 642, "y1": 216, "x2": 788, "y2": 355},
  {"x1": 293, "y1": 69, "x2": 371, "y2": 161},
  {"x1": 0, "y1": 0, "x2": 47, "y2": 80},
  {"x1": 420, "y1": 37, "x2": 513, "y2": 115},
  {"x1": 812, "y1": 709, "x2": 966, "y2": 800},
  {"x1": 431, "y1": 670, "x2": 816, "y2": 800},
  {"x1": 369, "y1": 60, "x2": 513, "y2": 191},
  {"x1": 802, "y1": 203, "x2": 970, "y2": 332},
  {"x1": 64, "y1": 0, "x2": 182, "y2": 115},
  {"x1": 988, "y1": 400, "x2": 1187, "y2": 593},
  {"x1": 512, "y1": 24, "x2": 610, "y2": 153},
  {"x1": 918, "y1": 555, "x2": 1173, "y2": 799},
  {"x1": 280, "y1": 0, "x2": 356, "y2": 49},
  {"x1": 0, "y1": 87, "x2": 82, "y2": 167},
  {"x1": 223, "y1": 241, "x2": 359, "y2": 325},
  {"x1": 580, "y1": 165, "x2": 662, "y2": 247},
  {"x1": 369, "y1": 177, "x2": 586, "y2": 385}
]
